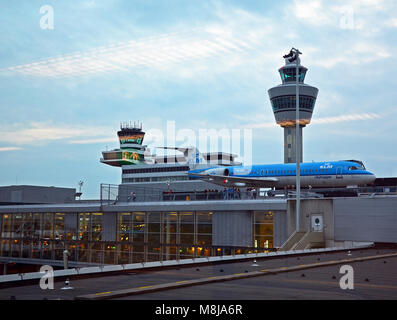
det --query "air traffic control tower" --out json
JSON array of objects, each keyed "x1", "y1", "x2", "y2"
[{"x1": 268, "y1": 49, "x2": 319, "y2": 163}]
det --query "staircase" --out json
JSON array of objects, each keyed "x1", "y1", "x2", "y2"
[
  {"x1": 279, "y1": 231, "x2": 306, "y2": 251},
  {"x1": 291, "y1": 231, "x2": 324, "y2": 250},
  {"x1": 280, "y1": 231, "x2": 324, "y2": 251}
]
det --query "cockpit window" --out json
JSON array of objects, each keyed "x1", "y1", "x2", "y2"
[{"x1": 344, "y1": 160, "x2": 366, "y2": 170}]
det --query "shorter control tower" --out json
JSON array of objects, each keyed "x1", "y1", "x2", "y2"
[
  {"x1": 268, "y1": 49, "x2": 319, "y2": 163},
  {"x1": 101, "y1": 121, "x2": 147, "y2": 167}
]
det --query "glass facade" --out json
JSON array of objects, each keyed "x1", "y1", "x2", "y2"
[
  {"x1": 122, "y1": 176, "x2": 189, "y2": 183},
  {"x1": 0, "y1": 210, "x2": 277, "y2": 265},
  {"x1": 279, "y1": 67, "x2": 307, "y2": 83},
  {"x1": 123, "y1": 166, "x2": 190, "y2": 174},
  {"x1": 271, "y1": 95, "x2": 315, "y2": 112},
  {"x1": 254, "y1": 211, "x2": 274, "y2": 249}
]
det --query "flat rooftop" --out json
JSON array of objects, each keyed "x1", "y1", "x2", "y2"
[{"x1": 0, "y1": 199, "x2": 287, "y2": 213}]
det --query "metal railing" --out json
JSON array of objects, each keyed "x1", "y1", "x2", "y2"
[
  {"x1": 100, "y1": 184, "x2": 119, "y2": 205},
  {"x1": 100, "y1": 183, "x2": 397, "y2": 205},
  {"x1": 100, "y1": 183, "x2": 268, "y2": 204}
]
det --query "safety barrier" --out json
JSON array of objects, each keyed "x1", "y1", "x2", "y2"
[{"x1": 0, "y1": 243, "x2": 372, "y2": 284}]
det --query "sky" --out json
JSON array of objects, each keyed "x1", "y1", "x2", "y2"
[{"x1": 0, "y1": 0, "x2": 396, "y2": 199}]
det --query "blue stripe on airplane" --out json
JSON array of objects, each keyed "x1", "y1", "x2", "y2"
[
  {"x1": 230, "y1": 162, "x2": 371, "y2": 177},
  {"x1": 189, "y1": 161, "x2": 373, "y2": 177}
]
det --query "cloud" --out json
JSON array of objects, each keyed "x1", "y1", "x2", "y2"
[
  {"x1": 1, "y1": 28, "x2": 257, "y2": 78},
  {"x1": 68, "y1": 137, "x2": 115, "y2": 144},
  {"x1": 292, "y1": 0, "x2": 393, "y2": 29},
  {"x1": 294, "y1": 0, "x2": 332, "y2": 26},
  {"x1": 82, "y1": 0, "x2": 96, "y2": 8},
  {"x1": 243, "y1": 112, "x2": 382, "y2": 129},
  {"x1": 0, "y1": 122, "x2": 114, "y2": 145},
  {"x1": 3, "y1": 2, "x2": 393, "y2": 82},
  {"x1": 310, "y1": 42, "x2": 391, "y2": 69},
  {"x1": 0, "y1": 147, "x2": 22, "y2": 152},
  {"x1": 385, "y1": 18, "x2": 397, "y2": 28},
  {"x1": 311, "y1": 112, "x2": 381, "y2": 124},
  {"x1": 0, "y1": 5, "x2": 286, "y2": 82}
]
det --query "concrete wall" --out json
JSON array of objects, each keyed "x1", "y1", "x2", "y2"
[
  {"x1": 287, "y1": 197, "x2": 397, "y2": 246},
  {"x1": 102, "y1": 212, "x2": 117, "y2": 241},
  {"x1": 287, "y1": 199, "x2": 334, "y2": 246},
  {"x1": 212, "y1": 211, "x2": 252, "y2": 247},
  {"x1": 274, "y1": 211, "x2": 288, "y2": 247},
  {"x1": 284, "y1": 126, "x2": 303, "y2": 163},
  {"x1": 0, "y1": 185, "x2": 76, "y2": 205},
  {"x1": 334, "y1": 197, "x2": 397, "y2": 243}
]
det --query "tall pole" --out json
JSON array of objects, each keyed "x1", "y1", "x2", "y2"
[{"x1": 295, "y1": 49, "x2": 301, "y2": 232}]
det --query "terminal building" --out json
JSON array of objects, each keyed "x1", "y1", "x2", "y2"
[
  {"x1": 1, "y1": 192, "x2": 397, "y2": 269},
  {"x1": 0, "y1": 200, "x2": 284, "y2": 266}
]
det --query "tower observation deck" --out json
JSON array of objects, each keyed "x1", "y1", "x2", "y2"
[{"x1": 268, "y1": 50, "x2": 319, "y2": 163}]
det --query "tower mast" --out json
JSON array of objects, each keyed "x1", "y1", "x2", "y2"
[
  {"x1": 268, "y1": 48, "x2": 319, "y2": 232},
  {"x1": 268, "y1": 48, "x2": 319, "y2": 164}
]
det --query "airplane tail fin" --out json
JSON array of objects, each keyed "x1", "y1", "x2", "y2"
[
  {"x1": 157, "y1": 146, "x2": 206, "y2": 166},
  {"x1": 186, "y1": 147, "x2": 206, "y2": 165}
]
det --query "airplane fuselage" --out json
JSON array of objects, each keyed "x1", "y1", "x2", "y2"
[{"x1": 189, "y1": 160, "x2": 376, "y2": 188}]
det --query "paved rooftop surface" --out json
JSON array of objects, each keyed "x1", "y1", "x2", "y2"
[{"x1": 1, "y1": 247, "x2": 397, "y2": 300}]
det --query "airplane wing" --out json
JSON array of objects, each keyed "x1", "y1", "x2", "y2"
[
  {"x1": 157, "y1": 146, "x2": 191, "y2": 153},
  {"x1": 190, "y1": 173, "x2": 279, "y2": 188}
]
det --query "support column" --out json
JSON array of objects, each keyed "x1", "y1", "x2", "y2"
[{"x1": 284, "y1": 126, "x2": 303, "y2": 164}]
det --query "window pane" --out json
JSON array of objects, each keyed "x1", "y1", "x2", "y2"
[
  {"x1": 55, "y1": 213, "x2": 65, "y2": 240},
  {"x1": 197, "y1": 212, "x2": 212, "y2": 223},
  {"x1": 147, "y1": 212, "x2": 161, "y2": 223},
  {"x1": 255, "y1": 211, "x2": 274, "y2": 223},
  {"x1": 180, "y1": 224, "x2": 194, "y2": 234},
  {"x1": 79, "y1": 213, "x2": 90, "y2": 240},
  {"x1": 132, "y1": 222, "x2": 145, "y2": 233},
  {"x1": 197, "y1": 224, "x2": 212, "y2": 234},
  {"x1": 132, "y1": 212, "x2": 145, "y2": 223},
  {"x1": 180, "y1": 212, "x2": 194, "y2": 223},
  {"x1": 13, "y1": 214, "x2": 24, "y2": 239},
  {"x1": 32, "y1": 213, "x2": 41, "y2": 239},
  {"x1": 132, "y1": 230, "x2": 144, "y2": 243},
  {"x1": 163, "y1": 222, "x2": 177, "y2": 234},
  {"x1": 91, "y1": 213, "x2": 102, "y2": 241},
  {"x1": 163, "y1": 212, "x2": 178, "y2": 223},
  {"x1": 42, "y1": 213, "x2": 54, "y2": 240},
  {"x1": 118, "y1": 212, "x2": 132, "y2": 242},
  {"x1": 148, "y1": 233, "x2": 161, "y2": 244},
  {"x1": 1, "y1": 214, "x2": 11, "y2": 238},
  {"x1": 255, "y1": 224, "x2": 273, "y2": 236},
  {"x1": 197, "y1": 234, "x2": 212, "y2": 246},
  {"x1": 254, "y1": 236, "x2": 273, "y2": 249},
  {"x1": 163, "y1": 233, "x2": 177, "y2": 244},
  {"x1": 180, "y1": 234, "x2": 194, "y2": 245},
  {"x1": 148, "y1": 223, "x2": 160, "y2": 233},
  {"x1": 118, "y1": 244, "x2": 131, "y2": 264},
  {"x1": 179, "y1": 246, "x2": 194, "y2": 258}
]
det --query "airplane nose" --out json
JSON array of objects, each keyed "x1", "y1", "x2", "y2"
[{"x1": 368, "y1": 173, "x2": 376, "y2": 183}]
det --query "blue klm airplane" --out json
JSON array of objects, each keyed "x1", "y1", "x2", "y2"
[{"x1": 188, "y1": 160, "x2": 376, "y2": 188}]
